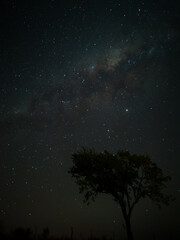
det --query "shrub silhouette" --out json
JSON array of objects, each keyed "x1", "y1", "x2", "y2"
[
  {"x1": 12, "y1": 227, "x2": 33, "y2": 240},
  {"x1": 41, "y1": 227, "x2": 50, "y2": 240},
  {"x1": 69, "y1": 147, "x2": 173, "y2": 240}
]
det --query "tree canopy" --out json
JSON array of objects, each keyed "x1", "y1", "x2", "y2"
[{"x1": 69, "y1": 147, "x2": 173, "y2": 240}]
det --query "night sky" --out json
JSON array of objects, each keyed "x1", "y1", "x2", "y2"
[{"x1": 0, "y1": 0, "x2": 180, "y2": 239}]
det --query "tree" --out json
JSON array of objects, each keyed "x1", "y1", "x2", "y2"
[{"x1": 69, "y1": 147, "x2": 173, "y2": 240}]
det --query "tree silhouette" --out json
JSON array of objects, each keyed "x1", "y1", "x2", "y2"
[{"x1": 69, "y1": 147, "x2": 173, "y2": 240}]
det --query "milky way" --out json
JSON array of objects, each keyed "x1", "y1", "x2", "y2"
[{"x1": 0, "y1": 1, "x2": 180, "y2": 239}]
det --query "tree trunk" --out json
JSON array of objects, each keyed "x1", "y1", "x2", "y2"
[{"x1": 124, "y1": 216, "x2": 133, "y2": 240}]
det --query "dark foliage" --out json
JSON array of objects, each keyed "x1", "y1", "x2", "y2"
[
  {"x1": 0, "y1": 226, "x2": 120, "y2": 240},
  {"x1": 69, "y1": 147, "x2": 173, "y2": 240}
]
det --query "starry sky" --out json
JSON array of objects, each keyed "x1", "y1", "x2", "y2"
[{"x1": 0, "y1": 0, "x2": 180, "y2": 239}]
